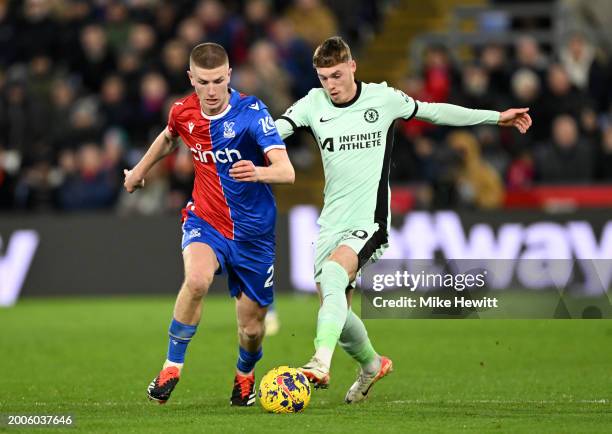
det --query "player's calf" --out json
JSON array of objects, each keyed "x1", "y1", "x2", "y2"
[{"x1": 146, "y1": 318, "x2": 197, "y2": 404}]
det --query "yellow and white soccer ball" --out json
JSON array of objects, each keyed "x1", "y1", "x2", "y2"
[{"x1": 258, "y1": 366, "x2": 311, "y2": 413}]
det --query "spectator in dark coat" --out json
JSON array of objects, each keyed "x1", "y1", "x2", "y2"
[
  {"x1": 512, "y1": 35, "x2": 548, "y2": 81},
  {"x1": 539, "y1": 64, "x2": 589, "y2": 130},
  {"x1": 560, "y1": 32, "x2": 609, "y2": 113},
  {"x1": 58, "y1": 143, "x2": 118, "y2": 210},
  {"x1": 15, "y1": 0, "x2": 59, "y2": 62},
  {"x1": 99, "y1": 75, "x2": 133, "y2": 129},
  {"x1": 71, "y1": 24, "x2": 116, "y2": 93},
  {"x1": 160, "y1": 40, "x2": 191, "y2": 95},
  {"x1": 270, "y1": 17, "x2": 317, "y2": 99},
  {"x1": 535, "y1": 115, "x2": 593, "y2": 183},
  {"x1": 0, "y1": 0, "x2": 16, "y2": 66}
]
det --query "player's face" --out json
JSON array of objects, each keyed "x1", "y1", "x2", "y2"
[
  {"x1": 316, "y1": 60, "x2": 357, "y2": 104},
  {"x1": 188, "y1": 62, "x2": 232, "y2": 115}
]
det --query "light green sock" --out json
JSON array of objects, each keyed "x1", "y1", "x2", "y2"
[
  {"x1": 314, "y1": 261, "x2": 349, "y2": 366},
  {"x1": 339, "y1": 309, "x2": 378, "y2": 372}
]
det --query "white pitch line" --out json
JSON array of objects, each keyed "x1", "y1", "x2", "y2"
[{"x1": 389, "y1": 399, "x2": 610, "y2": 405}]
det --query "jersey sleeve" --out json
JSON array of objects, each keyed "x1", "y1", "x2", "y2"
[
  {"x1": 248, "y1": 105, "x2": 286, "y2": 154},
  {"x1": 385, "y1": 86, "x2": 420, "y2": 120},
  {"x1": 166, "y1": 103, "x2": 180, "y2": 137},
  {"x1": 275, "y1": 94, "x2": 311, "y2": 139},
  {"x1": 414, "y1": 101, "x2": 500, "y2": 126}
]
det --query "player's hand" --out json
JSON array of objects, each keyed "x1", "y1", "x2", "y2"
[
  {"x1": 498, "y1": 108, "x2": 532, "y2": 134},
  {"x1": 229, "y1": 160, "x2": 261, "y2": 182},
  {"x1": 123, "y1": 168, "x2": 145, "y2": 193}
]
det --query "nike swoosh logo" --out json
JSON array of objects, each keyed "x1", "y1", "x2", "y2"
[
  {"x1": 362, "y1": 383, "x2": 374, "y2": 396},
  {"x1": 319, "y1": 117, "x2": 337, "y2": 123}
]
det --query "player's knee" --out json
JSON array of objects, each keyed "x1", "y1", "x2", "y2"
[
  {"x1": 183, "y1": 272, "x2": 213, "y2": 298},
  {"x1": 239, "y1": 321, "x2": 264, "y2": 342},
  {"x1": 327, "y1": 252, "x2": 358, "y2": 281}
]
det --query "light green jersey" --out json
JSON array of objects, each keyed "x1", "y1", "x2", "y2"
[{"x1": 276, "y1": 81, "x2": 499, "y2": 230}]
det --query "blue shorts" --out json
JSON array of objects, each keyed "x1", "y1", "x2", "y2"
[{"x1": 181, "y1": 211, "x2": 275, "y2": 306}]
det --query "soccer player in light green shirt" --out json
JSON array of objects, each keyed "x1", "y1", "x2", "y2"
[{"x1": 275, "y1": 36, "x2": 532, "y2": 403}]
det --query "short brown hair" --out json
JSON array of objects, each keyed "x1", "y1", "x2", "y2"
[
  {"x1": 313, "y1": 36, "x2": 352, "y2": 68},
  {"x1": 190, "y1": 42, "x2": 228, "y2": 69}
]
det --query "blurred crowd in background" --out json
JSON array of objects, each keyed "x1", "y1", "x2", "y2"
[
  {"x1": 392, "y1": 31, "x2": 612, "y2": 209},
  {"x1": 0, "y1": 0, "x2": 610, "y2": 213}
]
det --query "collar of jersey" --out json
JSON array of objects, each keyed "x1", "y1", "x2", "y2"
[
  {"x1": 200, "y1": 88, "x2": 238, "y2": 120},
  {"x1": 331, "y1": 80, "x2": 362, "y2": 108}
]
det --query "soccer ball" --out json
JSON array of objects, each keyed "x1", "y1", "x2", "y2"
[{"x1": 258, "y1": 366, "x2": 311, "y2": 413}]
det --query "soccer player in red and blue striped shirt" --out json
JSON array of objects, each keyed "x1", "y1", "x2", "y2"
[{"x1": 123, "y1": 43, "x2": 294, "y2": 406}]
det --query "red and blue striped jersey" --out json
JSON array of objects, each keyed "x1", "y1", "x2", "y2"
[{"x1": 168, "y1": 90, "x2": 285, "y2": 240}]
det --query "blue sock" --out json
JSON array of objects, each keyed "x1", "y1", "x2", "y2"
[
  {"x1": 167, "y1": 318, "x2": 198, "y2": 363},
  {"x1": 236, "y1": 346, "x2": 263, "y2": 374}
]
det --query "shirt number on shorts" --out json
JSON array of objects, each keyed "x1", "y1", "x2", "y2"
[
  {"x1": 351, "y1": 230, "x2": 368, "y2": 240},
  {"x1": 264, "y1": 265, "x2": 274, "y2": 288},
  {"x1": 341, "y1": 230, "x2": 369, "y2": 242}
]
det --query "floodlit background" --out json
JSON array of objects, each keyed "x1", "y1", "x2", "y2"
[{"x1": 1, "y1": 0, "x2": 611, "y2": 299}]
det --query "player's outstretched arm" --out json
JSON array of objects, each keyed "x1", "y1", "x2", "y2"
[
  {"x1": 229, "y1": 149, "x2": 295, "y2": 184},
  {"x1": 414, "y1": 101, "x2": 532, "y2": 134},
  {"x1": 123, "y1": 127, "x2": 179, "y2": 193}
]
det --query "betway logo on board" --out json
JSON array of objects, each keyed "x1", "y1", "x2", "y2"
[
  {"x1": 289, "y1": 206, "x2": 612, "y2": 294},
  {"x1": 190, "y1": 146, "x2": 242, "y2": 164},
  {"x1": 0, "y1": 230, "x2": 39, "y2": 306}
]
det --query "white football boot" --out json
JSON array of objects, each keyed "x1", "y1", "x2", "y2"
[
  {"x1": 344, "y1": 356, "x2": 393, "y2": 403},
  {"x1": 298, "y1": 356, "x2": 330, "y2": 389}
]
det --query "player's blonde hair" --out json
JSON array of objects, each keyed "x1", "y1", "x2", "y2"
[
  {"x1": 313, "y1": 36, "x2": 352, "y2": 68},
  {"x1": 190, "y1": 42, "x2": 228, "y2": 69}
]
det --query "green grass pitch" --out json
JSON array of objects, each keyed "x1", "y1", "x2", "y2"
[{"x1": 1, "y1": 295, "x2": 611, "y2": 433}]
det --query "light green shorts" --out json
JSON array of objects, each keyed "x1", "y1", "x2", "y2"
[{"x1": 314, "y1": 222, "x2": 389, "y2": 286}]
